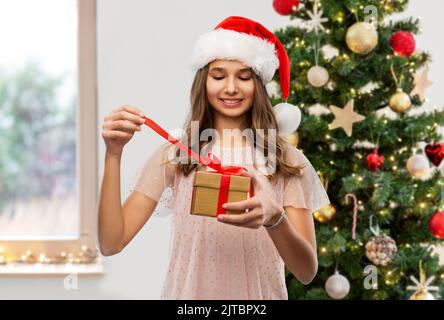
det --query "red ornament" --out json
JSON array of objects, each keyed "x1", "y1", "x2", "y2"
[
  {"x1": 425, "y1": 143, "x2": 444, "y2": 167},
  {"x1": 366, "y1": 148, "x2": 385, "y2": 172},
  {"x1": 390, "y1": 31, "x2": 416, "y2": 56},
  {"x1": 273, "y1": 0, "x2": 300, "y2": 16},
  {"x1": 429, "y1": 211, "x2": 444, "y2": 239}
]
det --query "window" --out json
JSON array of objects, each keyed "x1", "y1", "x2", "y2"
[{"x1": 0, "y1": 0, "x2": 101, "y2": 273}]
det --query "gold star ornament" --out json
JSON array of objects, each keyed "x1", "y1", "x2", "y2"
[
  {"x1": 328, "y1": 99, "x2": 365, "y2": 137},
  {"x1": 410, "y1": 66, "x2": 433, "y2": 102}
]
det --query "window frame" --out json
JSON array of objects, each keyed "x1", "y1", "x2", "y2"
[{"x1": 0, "y1": 0, "x2": 102, "y2": 274}]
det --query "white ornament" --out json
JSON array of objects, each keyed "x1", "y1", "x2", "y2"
[
  {"x1": 307, "y1": 65, "x2": 329, "y2": 87},
  {"x1": 273, "y1": 102, "x2": 302, "y2": 136},
  {"x1": 304, "y1": 0, "x2": 328, "y2": 33},
  {"x1": 325, "y1": 271, "x2": 350, "y2": 299},
  {"x1": 406, "y1": 154, "x2": 430, "y2": 178}
]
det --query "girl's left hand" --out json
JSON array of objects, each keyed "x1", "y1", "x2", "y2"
[{"x1": 217, "y1": 169, "x2": 284, "y2": 229}]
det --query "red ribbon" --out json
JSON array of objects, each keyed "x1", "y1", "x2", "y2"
[{"x1": 143, "y1": 117, "x2": 253, "y2": 215}]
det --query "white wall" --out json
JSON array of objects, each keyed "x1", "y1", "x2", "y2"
[{"x1": 1, "y1": 0, "x2": 443, "y2": 299}]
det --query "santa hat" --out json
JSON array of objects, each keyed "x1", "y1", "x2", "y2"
[{"x1": 190, "y1": 16, "x2": 301, "y2": 136}]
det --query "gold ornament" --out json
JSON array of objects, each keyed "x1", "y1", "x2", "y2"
[
  {"x1": 389, "y1": 88, "x2": 412, "y2": 113},
  {"x1": 328, "y1": 99, "x2": 365, "y2": 137},
  {"x1": 313, "y1": 172, "x2": 336, "y2": 223},
  {"x1": 345, "y1": 22, "x2": 378, "y2": 55},
  {"x1": 410, "y1": 290, "x2": 436, "y2": 300},
  {"x1": 307, "y1": 65, "x2": 329, "y2": 87},
  {"x1": 407, "y1": 261, "x2": 439, "y2": 300},
  {"x1": 283, "y1": 132, "x2": 299, "y2": 147},
  {"x1": 314, "y1": 204, "x2": 336, "y2": 223},
  {"x1": 410, "y1": 66, "x2": 433, "y2": 102}
]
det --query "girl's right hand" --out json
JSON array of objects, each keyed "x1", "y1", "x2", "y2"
[{"x1": 102, "y1": 105, "x2": 146, "y2": 156}]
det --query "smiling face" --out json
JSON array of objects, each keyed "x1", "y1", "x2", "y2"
[{"x1": 206, "y1": 59, "x2": 255, "y2": 119}]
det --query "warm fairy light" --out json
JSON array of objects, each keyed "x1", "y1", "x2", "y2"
[
  {"x1": 413, "y1": 184, "x2": 418, "y2": 188},
  {"x1": 405, "y1": 244, "x2": 411, "y2": 248},
  {"x1": 383, "y1": 120, "x2": 388, "y2": 124},
  {"x1": 329, "y1": 160, "x2": 335, "y2": 165},
  {"x1": 333, "y1": 227, "x2": 339, "y2": 232},
  {"x1": 325, "y1": 134, "x2": 331, "y2": 139},
  {"x1": 326, "y1": 29, "x2": 331, "y2": 34},
  {"x1": 38, "y1": 254, "x2": 46, "y2": 263},
  {"x1": 386, "y1": 55, "x2": 391, "y2": 59},
  {"x1": 358, "y1": 200, "x2": 362, "y2": 205},
  {"x1": 392, "y1": 166, "x2": 397, "y2": 170},
  {"x1": 358, "y1": 176, "x2": 363, "y2": 181},
  {"x1": 419, "y1": 202, "x2": 426, "y2": 209},
  {"x1": 409, "y1": 68, "x2": 414, "y2": 73},
  {"x1": 397, "y1": 137, "x2": 402, "y2": 142},
  {"x1": 374, "y1": 183, "x2": 379, "y2": 188},
  {"x1": 390, "y1": 156, "x2": 395, "y2": 161},
  {"x1": 342, "y1": 54, "x2": 349, "y2": 59},
  {"x1": 426, "y1": 193, "x2": 432, "y2": 198},
  {"x1": 335, "y1": 12, "x2": 344, "y2": 23},
  {"x1": 321, "y1": 247, "x2": 327, "y2": 253},
  {"x1": 409, "y1": 62, "x2": 415, "y2": 66}
]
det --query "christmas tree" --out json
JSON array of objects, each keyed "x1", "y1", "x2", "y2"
[{"x1": 270, "y1": 0, "x2": 444, "y2": 299}]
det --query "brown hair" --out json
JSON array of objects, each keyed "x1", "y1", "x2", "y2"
[{"x1": 169, "y1": 63, "x2": 306, "y2": 180}]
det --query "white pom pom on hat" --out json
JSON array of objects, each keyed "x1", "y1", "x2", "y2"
[{"x1": 190, "y1": 16, "x2": 301, "y2": 136}]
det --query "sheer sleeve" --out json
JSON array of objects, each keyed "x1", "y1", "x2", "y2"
[
  {"x1": 282, "y1": 143, "x2": 331, "y2": 213},
  {"x1": 129, "y1": 142, "x2": 176, "y2": 208}
]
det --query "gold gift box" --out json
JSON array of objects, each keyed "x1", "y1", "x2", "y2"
[{"x1": 191, "y1": 170, "x2": 252, "y2": 217}]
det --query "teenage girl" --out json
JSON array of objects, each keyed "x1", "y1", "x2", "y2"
[{"x1": 98, "y1": 16, "x2": 330, "y2": 299}]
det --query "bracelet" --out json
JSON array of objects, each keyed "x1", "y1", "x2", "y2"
[{"x1": 263, "y1": 210, "x2": 286, "y2": 229}]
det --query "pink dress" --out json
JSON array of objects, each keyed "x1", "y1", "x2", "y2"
[{"x1": 130, "y1": 141, "x2": 330, "y2": 299}]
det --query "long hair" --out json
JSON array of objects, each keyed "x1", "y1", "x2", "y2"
[{"x1": 169, "y1": 63, "x2": 306, "y2": 179}]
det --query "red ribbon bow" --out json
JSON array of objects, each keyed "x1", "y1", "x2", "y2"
[{"x1": 143, "y1": 117, "x2": 253, "y2": 215}]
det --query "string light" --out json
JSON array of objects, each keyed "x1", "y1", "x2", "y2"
[
  {"x1": 0, "y1": 247, "x2": 99, "y2": 266},
  {"x1": 321, "y1": 247, "x2": 328, "y2": 253}
]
